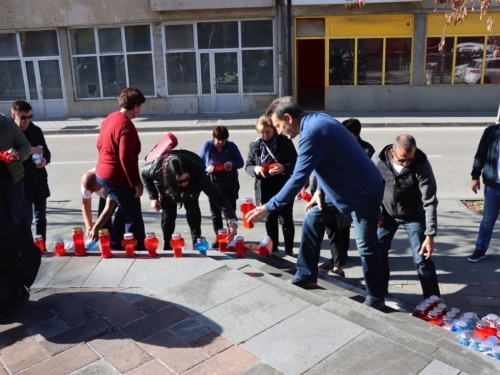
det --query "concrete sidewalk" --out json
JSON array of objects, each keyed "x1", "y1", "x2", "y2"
[{"x1": 33, "y1": 110, "x2": 498, "y2": 135}]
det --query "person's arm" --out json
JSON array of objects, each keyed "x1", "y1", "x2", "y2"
[
  {"x1": 118, "y1": 121, "x2": 142, "y2": 192},
  {"x1": 82, "y1": 197, "x2": 94, "y2": 238},
  {"x1": 13, "y1": 122, "x2": 31, "y2": 162},
  {"x1": 418, "y1": 160, "x2": 438, "y2": 259},
  {"x1": 245, "y1": 141, "x2": 258, "y2": 177},
  {"x1": 471, "y1": 126, "x2": 491, "y2": 184},
  {"x1": 88, "y1": 198, "x2": 116, "y2": 242},
  {"x1": 140, "y1": 162, "x2": 160, "y2": 200},
  {"x1": 228, "y1": 142, "x2": 244, "y2": 170}
]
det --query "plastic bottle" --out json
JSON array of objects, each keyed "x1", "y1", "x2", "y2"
[
  {"x1": 144, "y1": 232, "x2": 159, "y2": 257},
  {"x1": 33, "y1": 234, "x2": 45, "y2": 254},
  {"x1": 122, "y1": 232, "x2": 136, "y2": 258},
  {"x1": 216, "y1": 228, "x2": 228, "y2": 252},
  {"x1": 235, "y1": 236, "x2": 245, "y2": 258},
  {"x1": 195, "y1": 236, "x2": 209, "y2": 256},
  {"x1": 32, "y1": 153, "x2": 42, "y2": 165},
  {"x1": 170, "y1": 232, "x2": 184, "y2": 258},
  {"x1": 240, "y1": 197, "x2": 256, "y2": 229},
  {"x1": 72, "y1": 227, "x2": 86, "y2": 256},
  {"x1": 98, "y1": 228, "x2": 112, "y2": 258},
  {"x1": 54, "y1": 239, "x2": 66, "y2": 256},
  {"x1": 258, "y1": 236, "x2": 273, "y2": 258}
]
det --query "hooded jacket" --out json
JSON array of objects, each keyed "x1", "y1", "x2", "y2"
[
  {"x1": 372, "y1": 145, "x2": 438, "y2": 236},
  {"x1": 471, "y1": 123, "x2": 500, "y2": 186}
]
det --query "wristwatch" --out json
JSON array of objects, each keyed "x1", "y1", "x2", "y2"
[{"x1": 228, "y1": 219, "x2": 238, "y2": 228}]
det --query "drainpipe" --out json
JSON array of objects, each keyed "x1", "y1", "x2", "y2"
[
  {"x1": 286, "y1": 0, "x2": 293, "y2": 96},
  {"x1": 276, "y1": 0, "x2": 283, "y2": 97}
]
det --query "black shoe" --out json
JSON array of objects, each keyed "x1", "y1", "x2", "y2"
[
  {"x1": 0, "y1": 286, "x2": 30, "y2": 324},
  {"x1": 289, "y1": 277, "x2": 317, "y2": 289},
  {"x1": 211, "y1": 241, "x2": 219, "y2": 249},
  {"x1": 285, "y1": 249, "x2": 294, "y2": 256},
  {"x1": 468, "y1": 249, "x2": 486, "y2": 263}
]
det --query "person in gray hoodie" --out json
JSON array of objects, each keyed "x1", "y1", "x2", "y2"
[{"x1": 372, "y1": 134, "x2": 440, "y2": 299}]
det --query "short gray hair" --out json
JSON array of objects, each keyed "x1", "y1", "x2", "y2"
[
  {"x1": 393, "y1": 134, "x2": 416, "y2": 153},
  {"x1": 265, "y1": 96, "x2": 304, "y2": 120}
]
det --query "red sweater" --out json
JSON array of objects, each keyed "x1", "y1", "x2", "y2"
[{"x1": 95, "y1": 111, "x2": 142, "y2": 187}]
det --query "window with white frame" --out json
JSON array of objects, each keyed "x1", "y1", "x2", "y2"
[
  {"x1": 69, "y1": 25, "x2": 155, "y2": 99},
  {"x1": 0, "y1": 33, "x2": 25, "y2": 101}
]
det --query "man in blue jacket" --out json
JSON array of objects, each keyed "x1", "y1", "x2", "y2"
[{"x1": 247, "y1": 96, "x2": 386, "y2": 309}]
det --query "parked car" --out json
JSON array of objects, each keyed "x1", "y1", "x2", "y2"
[{"x1": 463, "y1": 57, "x2": 500, "y2": 84}]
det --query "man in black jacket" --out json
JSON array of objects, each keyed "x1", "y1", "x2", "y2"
[
  {"x1": 141, "y1": 150, "x2": 238, "y2": 250},
  {"x1": 372, "y1": 134, "x2": 440, "y2": 299},
  {"x1": 12, "y1": 100, "x2": 51, "y2": 241}
]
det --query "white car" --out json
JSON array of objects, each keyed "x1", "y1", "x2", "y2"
[{"x1": 463, "y1": 57, "x2": 500, "y2": 84}]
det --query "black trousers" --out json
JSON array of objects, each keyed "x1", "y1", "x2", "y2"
[
  {"x1": 265, "y1": 201, "x2": 294, "y2": 253},
  {"x1": 209, "y1": 188, "x2": 236, "y2": 235},
  {"x1": 326, "y1": 224, "x2": 350, "y2": 268},
  {"x1": 161, "y1": 199, "x2": 201, "y2": 250}
]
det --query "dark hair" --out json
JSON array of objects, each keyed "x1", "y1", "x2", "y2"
[
  {"x1": 265, "y1": 96, "x2": 304, "y2": 120},
  {"x1": 162, "y1": 154, "x2": 196, "y2": 207},
  {"x1": 393, "y1": 134, "x2": 417, "y2": 153},
  {"x1": 342, "y1": 118, "x2": 362, "y2": 136},
  {"x1": 212, "y1": 125, "x2": 229, "y2": 140},
  {"x1": 11, "y1": 100, "x2": 32, "y2": 113},
  {"x1": 118, "y1": 87, "x2": 146, "y2": 110}
]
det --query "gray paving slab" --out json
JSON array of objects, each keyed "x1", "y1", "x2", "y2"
[
  {"x1": 70, "y1": 359, "x2": 120, "y2": 375},
  {"x1": 419, "y1": 360, "x2": 461, "y2": 375},
  {"x1": 32, "y1": 255, "x2": 71, "y2": 287},
  {"x1": 241, "y1": 305, "x2": 365, "y2": 375},
  {"x1": 304, "y1": 330, "x2": 430, "y2": 375},
  {"x1": 46, "y1": 255, "x2": 102, "y2": 287},
  {"x1": 82, "y1": 256, "x2": 135, "y2": 288},
  {"x1": 194, "y1": 284, "x2": 310, "y2": 344},
  {"x1": 240, "y1": 361, "x2": 285, "y2": 375},
  {"x1": 116, "y1": 287, "x2": 152, "y2": 304},
  {"x1": 168, "y1": 317, "x2": 211, "y2": 342},
  {"x1": 26, "y1": 316, "x2": 71, "y2": 343},
  {"x1": 119, "y1": 256, "x2": 225, "y2": 295},
  {"x1": 430, "y1": 347, "x2": 500, "y2": 375},
  {"x1": 159, "y1": 266, "x2": 262, "y2": 316}
]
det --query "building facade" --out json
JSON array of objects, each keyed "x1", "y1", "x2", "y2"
[{"x1": 0, "y1": 0, "x2": 498, "y2": 117}]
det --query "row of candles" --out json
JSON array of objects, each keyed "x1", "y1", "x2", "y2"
[{"x1": 412, "y1": 296, "x2": 500, "y2": 359}]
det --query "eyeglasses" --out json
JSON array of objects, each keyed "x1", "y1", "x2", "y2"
[
  {"x1": 178, "y1": 177, "x2": 191, "y2": 185},
  {"x1": 18, "y1": 114, "x2": 33, "y2": 120}
]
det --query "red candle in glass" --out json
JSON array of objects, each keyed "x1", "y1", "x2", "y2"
[
  {"x1": 170, "y1": 232, "x2": 184, "y2": 258},
  {"x1": 258, "y1": 236, "x2": 273, "y2": 258},
  {"x1": 33, "y1": 235, "x2": 45, "y2": 254},
  {"x1": 54, "y1": 239, "x2": 66, "y2": 256},
  {"x1": 217, "y1": 228, "x2": 228, "y2": 252},
  {"x1": 144, "y1": 232, "x2": 159, "y2": 257},
  {"x1": 122, "y1": 232, "x2": 136, "y2": 258},
  {"x1": 0, "y1": 150, "x2": 14, "y2": 163},
  {"x1": 72, "y1": 227, "x2": 86, "y2": 256},
  {"x1": 235, "y1": 236, "x2": 245, "y2": 258},
  {"x1": 213, "y1": 163, "x2": 227, "y2": 172},
  {"x1": 98, "y1": 228, "x2": 112, "y2": 258},
  {"x1": 240, "y1": 197, "x2": 256, "y2": 229}
]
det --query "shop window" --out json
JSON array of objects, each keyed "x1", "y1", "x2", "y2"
[
  {"x1": 0, "y1": 33, "x2": 26, "y2": 101},
  {"x1": 358, "y1": 39, "x2": 383, "y2": 85},
  {"x1": 425, "y1": 37, "x2": 453, "y2": 85},
  {"x1": 242, "y1": 49, "x2": 274, "y2": 93},
  {"x1": 329, "y1": 39, "x2": 355, "y2": 86},
  {"x1": 197, "y1": 22, "x2": 238, "y2": 49},
  {"x1": 20, "y1": 30, "x2": 59, "y2": 57},
  {"x1": 165, "y1": 52, "x2": 197, "y2": 95},
  {"x1": 385, "y1": 38, "x2": 411, "y2": 85},
  {"x1": 69, "y1": 25, "x2": 155, "y2": 99}
]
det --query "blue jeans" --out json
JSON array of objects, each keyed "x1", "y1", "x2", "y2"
[
  {"x1": 378, "y1": 212, "x2": 440, "y2": 298},
  {"x1": 25, "y1": 198, "x2": 47, "y2": 240},
  {"x1": 294, "y1": 189, "x2": 385, "y2": 302},
  {"x1": 475, "y1": 183, "x2": 500, "y2": 252},
  {"x1": 96, "y1": 175, "x2": 145, "y2": 250}
]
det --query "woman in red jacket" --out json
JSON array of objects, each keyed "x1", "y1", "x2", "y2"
[{"x1": 95, "y1": 87, "x2": 146, "y2": 249}]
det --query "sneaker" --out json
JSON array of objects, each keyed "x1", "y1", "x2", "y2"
[
  {"x1": 0, "y1": 286, "x2": 30, "y2": 324},
  {"x1": 289, "y1": 277, "x2": 317, "y2": 289},
  {"x1": 363, "y1": 298, "x2": 385, "y2": 311},
  {"x1": 468, "y1": 249, "x2": 486, "y2": 263}
]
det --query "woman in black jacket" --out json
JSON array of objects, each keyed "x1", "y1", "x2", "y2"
[
  {"x1": 141, "y1": 150, "x2": 238, "y2": 250},
  {"x1": 245, "y1": 116, "x2": 297, "y2": 255}
]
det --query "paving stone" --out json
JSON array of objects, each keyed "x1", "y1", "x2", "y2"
[
  {"x1": 26, "y1": 315, "x2": 71, "y2": 342},
  {"x1": 0, "y1": 365, "x2": 7, "y2": 375},
  {"x1": 51, "y1": 294, "x2": 99, "y2": 327},
  {"x1": 32, "y1": 256, "x2": 71, "y2": 287},
  {"x1": 189, "y1": 331, "x2": 233, "y2": 358},
  {"x1": 16, "y1": 343, "x2": 99, "y2": 375},
  {"x1": 138, "y1": 329, "x2": 207, "y2": 374},
  {"x1": 479, "y1": 283, "x2": 500, "y2": 297},
  {"x1": 89, "y1": 294, "x2": 145, "y2": 327},
  {"x1": 183, "y1": 346, "x2": 259, "y2": 375},
  {"x1": 7, "y1": 302, "x2": 56, "y2": 330},
  {"x1": 124, "y1": 359, "x2": 175, "y2": 375},
  {"x1": 160, "y1": 266, "x2": 262, "y2": 316},
  {"x1": 169, "y1": 317, "x2": 211, "y2": 342},
  {"x1": 441, "y1": 284, "x2": 486, "y2": 296},
  {"x1": 470, "y1": 305, "x2": 493, "y2": 318},
  {"x1": 88, "y1": 330, "x2": 152, "y2": 373},
  {"x1": 431, "y1": 347, "x2": 500, "y2": 375},
  {"x1": 195, "y1": 284, "x2": 310, "y2": 344},
  {"x1": 70, "y1": 359, "x2": 120, "y2": 375},
  {"x1": 240, "y1": 361, "x2": 285, "y2": 375},
  {"x1": 467, "y1": 295, "x2": 500, "y2": 308},
  {"x1": 443, "y1": 294, "x2": 471, "y2": 312},
  {"x1": 120, "y1": 257, "x2": 224, "y2": 295},
  {"x1": 304, "y1": 331, "x2": 430, "y2": 375},
  {"x1": 74, "y1": 288, "x2": 124, "y2": 304},
  {"x1": 82, "y1": 257, "x2": 135, "y2": 287},
  {"x1": 121, "y1": 305, "x2": 190, "y2": 341},
  {"x1": 0, "y1": 325, "x2": 28, "y2": 350},
  {"x1": 242, "y1": 305, "x2": 364, "y2": 375},
  {"x1": 29, "y1": 288, "x2": 72, "y2": 304},
  {"x1": 0, "y1": 336, "x2": 49, "y2": 373},
  {"x1": 419, "y1": 359, "x2": 461, "y2": 375},
  {"x1": 132, "y1": 294, "x2": 170, "y2": 314},
  {"x1": 47, "y1": 255, "x2": 102, "y2": 287},
  {"x1": 117, "y1": 287, "x2": 152, "y2": 304},
  {"x1": 38, "y1": 317, "x2": 114, "y2": 356}
]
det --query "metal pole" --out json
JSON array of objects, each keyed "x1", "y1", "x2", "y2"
[{"x1": 277, "y1": 0, "x2": 283, "y2": 97}]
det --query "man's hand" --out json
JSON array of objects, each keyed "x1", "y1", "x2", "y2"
[
  {"x1": 224, "y1": 162, "x2": 233, "y2": 171},
  {"x1": 305, "y1": 190, "x2": 322, "y2": 211},
  {"x1": 151, "y1": 199, "x2": 162, "y2": 212},
  {"x1": 246, "y1": 205, "x2": 270, "y2": 223},
  {"x1": 471, "y1": 179, "x2": 480, "y2": 194},
  {"x1": 254, "y1": 166, "x2": 266, "y2": 178},
  {"x1": 30, "y1": 146, "x2": 43, "y2": 156},
  {"x1": 134, "y1": 183, "x2": 143, "y2": 198},
  {"x1": 6, "y1": 149, "x2": 20, "y2": 161},
  {"x1": 206, "y1": 165, "x2": 215, "y2": 173},
  {"x1": 269, "y1": 163, "x2": 284, "y2": 175},
  {"x1": 227, "y1": 220, "x2": 238, "y2": 242},
  {"x1": 88, "y1": 226, "x2": 99, "y2": 243},
  {"x1": 378, "y1": 213, "x2": 384, "y2": 229},
  {"x1": 36, "y1": 157, "x2": 47, "y2": 169},
  {"x1": 419, "y1": 236, "x2": 435, "y2": 260}
]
